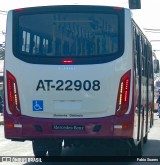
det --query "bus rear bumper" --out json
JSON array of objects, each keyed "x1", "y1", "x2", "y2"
[{"x1": 4, "y1": 114, "x2": 133, "y2": 140}]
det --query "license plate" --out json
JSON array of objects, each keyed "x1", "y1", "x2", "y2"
[{"x1": 52, "y1": 125, "x2": 85, "y2": 131}]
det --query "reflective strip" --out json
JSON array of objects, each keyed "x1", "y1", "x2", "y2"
[
  {"x1": 114, "y1": 125, "x2": 122, "y2": 129},
  {"x1": 14, "y1": 124, "x2": 22, "y2": 128}
]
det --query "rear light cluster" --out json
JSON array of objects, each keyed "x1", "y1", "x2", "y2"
[
  {"x1": 116, "y1": 70, "x2": 131, "y2": 116},
  {"x1": 7, "y1": 71, "x2": 21, "y2": 116}
]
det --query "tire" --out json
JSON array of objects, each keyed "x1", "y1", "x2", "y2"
[
  {"x1": 131, "y1": 116, "x2": 144, "y2": 156},
  {"x1": 150, "y1": 113, "x2": 154, "y2": 128},
  {"x1": 116, "y1": 148, "x2": 131, "y2": 156},
  {"x1": 143, "y1": 134, "x2": 148, "y2": 144},
  {"x1": 47, "y1": 140, "x2": 62, "y2": 156},
  {"x1": 32, "y1": 139, "x2": 62, "y2": 157},
  {"x1": 32, "y1": 140, "x2": 48, "y2": 156},
  {"x1": 131, "y1": 140, "x2": 143, "y2": 156}
]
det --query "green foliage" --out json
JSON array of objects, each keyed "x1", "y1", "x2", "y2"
[{"x1": 0, "y1": 47, "x2": 5, "y2": 59}]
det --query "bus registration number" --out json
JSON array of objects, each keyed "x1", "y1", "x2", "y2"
[{"x1": 36, "y1": 80, "x2": 100, "y2": 91}]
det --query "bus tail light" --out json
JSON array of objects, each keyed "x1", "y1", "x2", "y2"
[
  {"x1": 116, "y1": 70, "x2": 131, "y2": 116},
  {"x1": 61, "y1": 59, "x2": 74, "y2": 64},
  {"x1": 7, "y1": 71, "x2": 21, "y2": 116}
]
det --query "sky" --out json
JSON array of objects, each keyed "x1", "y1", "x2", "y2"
[{"x1": 1, "y1": 0, "x2": 160, "y2": 59}]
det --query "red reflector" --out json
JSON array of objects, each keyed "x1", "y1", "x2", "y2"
[
  {"x1": 61, "y1": 59, "x2": 73, "y2": 64},
  {"x1": 5, "y1": 123, "x2": 14, "y2": 128},
  {"x1": 122, "y1": 124, "x2": 130, "y2": 129}
]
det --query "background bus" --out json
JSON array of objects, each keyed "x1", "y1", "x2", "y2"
[{"x1": 4, "y1": 5, "x2": 154, "y2": 156}]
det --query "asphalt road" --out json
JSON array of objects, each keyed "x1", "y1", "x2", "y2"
[{"x1": 1, "y1": 113, "x2": 160, "y2": 165}]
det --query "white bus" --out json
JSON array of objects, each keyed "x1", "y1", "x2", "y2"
[{"x1": 4, "y1": 5, "x2": 154, "y2": 157}]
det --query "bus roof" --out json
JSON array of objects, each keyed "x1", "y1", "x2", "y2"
[{"x1": 9, "y1": 1, "x2": 128, "y2": 12}]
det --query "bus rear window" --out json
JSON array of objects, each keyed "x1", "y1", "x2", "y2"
[{"x1": 13, "y1": 6, "x2": 124, "y2": 64}]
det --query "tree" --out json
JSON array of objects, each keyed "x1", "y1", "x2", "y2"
[{"x1": 0, "y1": 43, "x2": 5, "y2": 59}]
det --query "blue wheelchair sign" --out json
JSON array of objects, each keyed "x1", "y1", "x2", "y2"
[{"x1": 32, "y1": 100, "x2": 43, "y2": 111}]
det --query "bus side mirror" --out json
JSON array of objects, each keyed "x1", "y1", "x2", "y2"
[{"x1": 154, "y1": 59, "x2": 160, "y2": 73}]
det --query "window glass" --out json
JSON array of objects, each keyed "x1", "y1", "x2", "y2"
[{"x1": 19, "y1": 13, "x2": 119, "y2": 57}]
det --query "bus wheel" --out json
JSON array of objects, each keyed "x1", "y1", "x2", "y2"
[
  {"x1": 150, "y1": 112, "x2": 154, "y2": 127},
  {"x1": 116, "y1": 148, "x2": 130, "y2": 156},
  {"x1": 131, "y1": 140, "x2": 143, "y2": 156},
  {"x1": 47, "y1": 139, "x2": 62, "y2": 156},
  {"x1": 143, "y1": 134, "x2": 148, "y2": 144},
  {"x1": 32, "y1": 140, "x2": 48, "y2": 156}
]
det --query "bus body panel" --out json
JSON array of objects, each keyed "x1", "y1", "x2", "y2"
[
  {"x1": 5, "y1": 59, "x2": 132, "y2": 119},
  {"x1": 4, "y1": 113, "x2": 134, "y2": 139}
]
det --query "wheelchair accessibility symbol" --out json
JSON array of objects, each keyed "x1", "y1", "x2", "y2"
[{"x1": 33, "y1": 100, "x2": 43, "y2": 111}]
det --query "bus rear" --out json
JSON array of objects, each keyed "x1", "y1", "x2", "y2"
[{"x1": 4, "y1": 5, "x2": 134, "y2": 156}]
